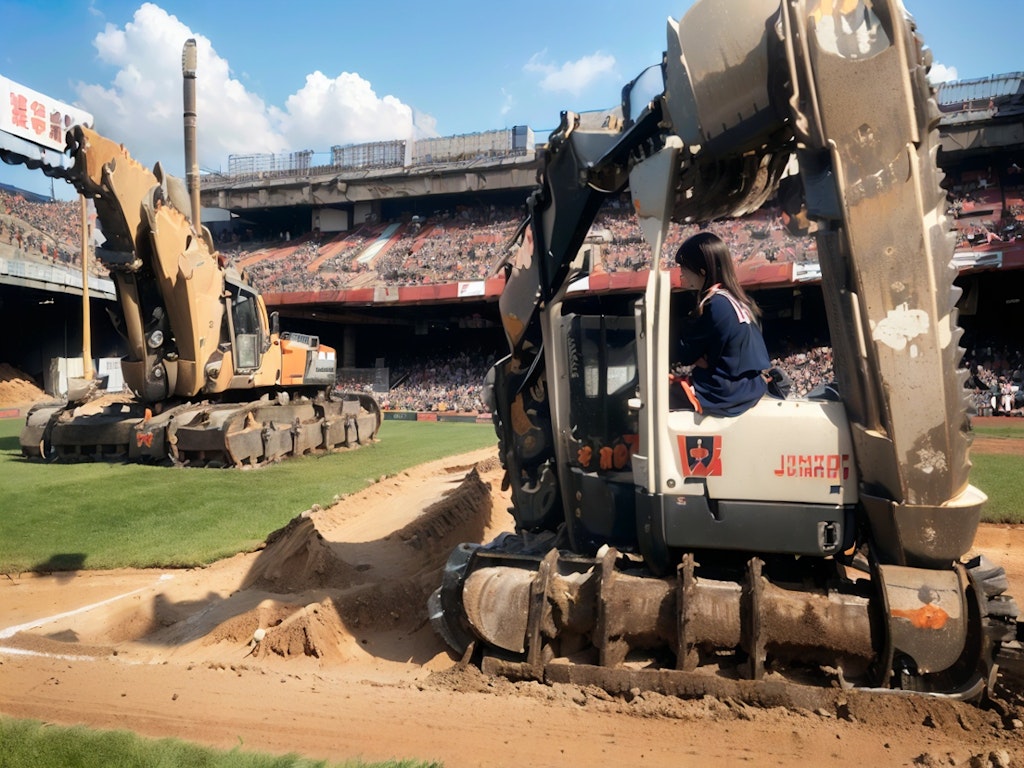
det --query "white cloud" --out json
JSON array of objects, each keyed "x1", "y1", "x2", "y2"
[
  {"x1": 272, "y1": 71, "x2": 413, "y2": 150},
  {"x1": 72, "y1": 3, "x2": 431, "y2": 174},
  {"x1": 412, "y1": 109, "x2": 439, "y2": 141},
  {"x1": 499, "y1": 88, "x2": 514, "y2": 118},
  {"x1": 524, "y1": 50, "x2": 617, "y2": 96},
  {"x1": 928, "y1": 62, "x2": 958, "y2": 85}
]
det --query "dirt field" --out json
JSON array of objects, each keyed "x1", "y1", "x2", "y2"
[{"x1": 1, "y1": 436, "x2": 1023, "y2": 766}]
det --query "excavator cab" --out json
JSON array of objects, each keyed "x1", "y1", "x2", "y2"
[
  {"x1": 631, "y1": 266, "x2": 859, "y2": 574},
  {"x1": 224, "y1": 278, "x2": 266, "y2": 373}
]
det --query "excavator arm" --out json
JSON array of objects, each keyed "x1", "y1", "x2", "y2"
[{"x1": 495, "y1": 0, "x2": 978, "y2": 566}]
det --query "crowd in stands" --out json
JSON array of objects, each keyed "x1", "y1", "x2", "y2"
[
  {"x1": 223, "y1": 205, "x2": 523, "y2": 293},
  {"x1": 0, "y1": 188, "x2": 106, "y2": 276},
  {"x1": 769, "y1": 344, "x2": 835, "y2": 399},
  {"x1": 364, "y1": 348, "x2": 495, "y2": 414},
  {"x1": 341, "y1": 334, "x2": 1019, "y2": 417},
  {"x1": 4, "y1": 158, "x2": 1022, "y2": 295},
  {"x1": 946, "y1": 162, "x2": 1024, "y2": 248},
  {"x1": 373, "y1": 206, "x2": 520, "y2": 285},
  {"x1": 227, "y1": 198, "x2": 821, "y2": 294},
  {"x1": 963, "y1": 342, "x2": 1024, "y2": 416}
]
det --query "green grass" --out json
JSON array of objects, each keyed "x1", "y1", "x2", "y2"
[
  {"x1": 970, "y1": 454, "x2": 1024, "y2": 524},
  {"x1": 0, "y1": 716, "x2": 440, "y2": 768},
  {"x1": 973, "y1": 421, "x2": 1024, "y2": 440},
  {"x1": 1, "y1": 413, "x2": 1020, "y2": 575},
  {"x1": 0, "y1": 417, "x2": 496, "y2": 574},
  {"x1": 970, "y1": 419, "x2": 1024, "y2": 523}
]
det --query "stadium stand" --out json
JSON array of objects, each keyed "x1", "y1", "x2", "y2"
[{"x1": 0, "y1": 187, "x2": 107, "y2": 277}]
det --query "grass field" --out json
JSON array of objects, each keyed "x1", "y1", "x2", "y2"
[
  {"x1": 0, "y1": 417, "x2": 497, "y2": 574},
  {"x1": 968, "y1": 421, "x2": 1024, "y2": 524},
  {"x1": 0, "y1": 716, "x2": 440, "y2": 768},
  {"x1": 1, "y1": 416, "x2": 1021, "y2": 576}
]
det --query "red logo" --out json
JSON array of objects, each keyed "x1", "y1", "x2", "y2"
[
  {"x1": 773, "y1": 454, "x2": 850, "y2": 480},
  {"x1": 679, "y1": 435, "x2": 723, "y2": 477},
  {"x1": 136, "y1": 431, "x2": 154, "y2": 449}
]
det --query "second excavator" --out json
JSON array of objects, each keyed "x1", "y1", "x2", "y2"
[{"x1": 9, "y1": 40, "x2": 380, "y2": 467}]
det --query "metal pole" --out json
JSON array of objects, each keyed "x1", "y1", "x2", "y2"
[
  {"x1": 80, "y1": 194, "x2": 94, "y2": 380},
  {"x1": 182, "y1": 38, "x2": 200, "y2": 233}
]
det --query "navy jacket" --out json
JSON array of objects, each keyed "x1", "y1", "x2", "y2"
[{"x1": 678, "y1": 288, "x2": 770, "y2": 416}]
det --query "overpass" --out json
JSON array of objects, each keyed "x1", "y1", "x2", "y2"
[
  {"x1": 938, "y1": 72, "x2": 1024, "y2": 158},
  {"x1": 200, "y1": 149, "x2": 540, "y2": 232}
]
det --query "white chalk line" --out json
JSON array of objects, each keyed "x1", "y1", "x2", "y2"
[{"x1": 0, "y1": 573, "x2": 174, "y2": 641}]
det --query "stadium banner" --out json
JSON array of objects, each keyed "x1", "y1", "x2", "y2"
[
  {"x1": 953, "y1": 250, "x2": 1003, "y2": 270},
  {"x1": 0, "y1": 75, "x2": 93, "y2": 152},
  {"x1": 373, "y1": 285, "x2": 400, "y2": 303},
  {"x1": 383, "y1": 411, "x2": 418, "y2": 421},
  {"x1": 383, "y1": 411, "x2": 490, "y2": 423},
  {"x1": 792, "y1": 261, "x2": 822, "y2": 282},
  {"x1": 457, "y1": 281, "x2": 485, "y2": 298},
  {"x1": 436, "y1": 413, "x2": 482, "y2": 424}
]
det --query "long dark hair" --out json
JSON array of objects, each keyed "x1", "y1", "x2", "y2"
[{"x1": 675, "y1": 231, "x2": 760, "y2": 320}]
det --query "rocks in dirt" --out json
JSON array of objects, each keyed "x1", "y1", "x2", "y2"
[{"x1": 963, "y1": 751, "x2": 1013, "y2": 768}]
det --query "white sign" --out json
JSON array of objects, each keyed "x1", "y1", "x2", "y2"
[
  {"x1": 457, "y1": 280, "x2": 485, "y2": 297},
  {"x1": 0, "y1": 75, "x2": 93, "y2": 152},
  {"x1": 953, "y1": 250, "x2": 1003, "y2": 270}
]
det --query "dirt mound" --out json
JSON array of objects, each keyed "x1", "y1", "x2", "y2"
[
  {"x1": 253, "y1": 597, "x2": 356, "y2": 662},
  {"x1": 244, "y1": 465, "x2": 495, "y2": 596},
  {"x1": 389, "y1": 466, "x2": 497, "y2": 559},
  {"x1": 0, "y1": 362, "x2": 45, "y2": 407},
  {"x1": 243, "y1": 515, "x2": 365, "y2": 593},
  {"x1": 223, "y1": 464, "x2": 499, "y2": 659}
]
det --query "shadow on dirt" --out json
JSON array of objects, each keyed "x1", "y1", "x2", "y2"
[{"x1": 32, "y1": 553, "x2": 86, "y2": 580}]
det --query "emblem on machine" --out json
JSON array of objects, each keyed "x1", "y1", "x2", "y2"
[{"x1": 678, "y1": 435, "x2": 723, "y2": 477}]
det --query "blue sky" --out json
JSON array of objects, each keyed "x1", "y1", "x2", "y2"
[{"x1": 1, "y1": 0, "x2": 1021, "y2": 200}]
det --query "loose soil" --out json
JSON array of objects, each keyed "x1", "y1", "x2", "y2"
[
  {"x1": 0, "y1": 363, "x2": 45, "y2": 409},
  {"x1": 1, "y1": 442, "x2": 1023, "y2": 767}
]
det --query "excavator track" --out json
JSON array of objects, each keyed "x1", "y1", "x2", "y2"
[
  {"x1": 431, "y1": 539, "x2": 1019, "y2": 702},
  {"x1": 167, "y1": 391, "x2": 381, "y2": 467},
  {"x1": 20, "y1": 391, "x2": 381, "y2": 468}
]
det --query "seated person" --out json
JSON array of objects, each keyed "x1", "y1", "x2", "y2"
[{"x1": 672, "y1": 231, "x2": 771, "y2": 416}]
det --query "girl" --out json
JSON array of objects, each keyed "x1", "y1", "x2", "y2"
[{"x1": 674, "y1": 232, "x2": 771, "y2": 416}]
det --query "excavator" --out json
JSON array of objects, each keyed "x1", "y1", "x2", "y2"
[
  {"x1": 430, "y1": 0, "x2": 1021, "y2": 701},
  {"x1": 7, "y1": 41, "x2": 381, "y2": 467}
]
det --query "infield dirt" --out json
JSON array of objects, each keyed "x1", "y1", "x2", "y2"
[{"x1": 1, "y1": 435, "x2": 1022, "y2": 767}]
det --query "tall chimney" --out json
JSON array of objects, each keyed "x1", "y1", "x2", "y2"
[{"x1": 182, "y1": 38, "x2": 200, "y2": 233}]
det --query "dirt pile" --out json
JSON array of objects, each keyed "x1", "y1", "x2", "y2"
[
  {"x1": 243, "y1": 515, "x2": 365, "y2": 593},
  {"x1": 0, "y1": 362, "x2": 45, "y2": 407},
  {"x1": 221, "y1": 464, "x2": 499, "y2": 661}
]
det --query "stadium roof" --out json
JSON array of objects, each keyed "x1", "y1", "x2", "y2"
[{"x1": 938, "y1": 72, "x2": 1024, "y2": 111}]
